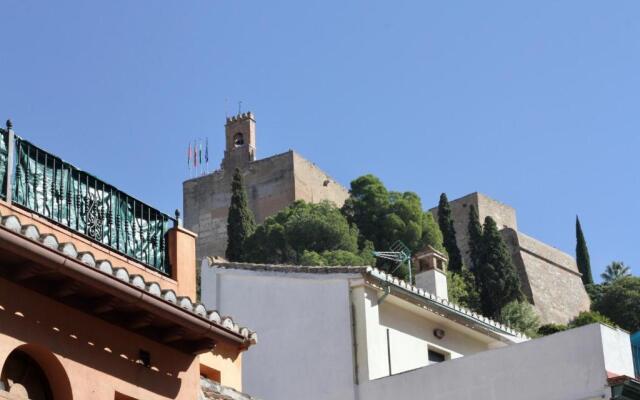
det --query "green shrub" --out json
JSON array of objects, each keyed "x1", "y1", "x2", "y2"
[
  {"x1": 569, "y1": 310, "x2": 614, "y2": 328},
  {"x1": 537, "y1": 323, "x2": 568, "y2": 336},
  {"x1": 499, "y1": 300, "x2": 540, "y2": 338}
]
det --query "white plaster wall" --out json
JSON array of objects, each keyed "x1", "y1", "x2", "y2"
[
  {"x1": 201, "y1": 266, "x2": 358, "y2": 400},
  {"x1": 415, "y1": 269, "x2": 448, "y2": 300},
  {"x1": 357, "y1": 287, "x2": 491, "y2": 380},
  {"x1": 600, "y1": 324, "x2": 635, "y2": 377},
  {"x1": 359, "y1": 324, "x2": 631, "y2": 400}
]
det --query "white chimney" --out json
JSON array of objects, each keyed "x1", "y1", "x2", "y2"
[{"x1": 413, "y1": 246, "x2": 449, "y2": 300}]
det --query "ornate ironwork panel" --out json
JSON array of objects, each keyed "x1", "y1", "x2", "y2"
[{"x1": 10, "y1": 136, "x2": 174, "y2": 275}]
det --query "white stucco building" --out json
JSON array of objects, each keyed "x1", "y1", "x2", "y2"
[{"x1": 201, "y1": 258, "x2": 639, "y2": 400}]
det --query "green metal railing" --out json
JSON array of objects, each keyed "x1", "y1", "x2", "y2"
[{"x1": 0, "y1": 124, "x2": 175, "y2": 275}]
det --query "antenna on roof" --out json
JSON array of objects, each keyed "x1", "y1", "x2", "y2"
[{"x1": 373, "y1": 240, "x2": 413, "y2": 284}]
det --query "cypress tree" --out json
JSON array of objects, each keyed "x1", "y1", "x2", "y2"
[
  {"x1": 467, "y1": 205, "x2": 483, "y2": 270},
  {"x1": 575, "y1": 216, "x2": 593, "y2": 285},
  {"x1": 437, "y1": 193, "x2": 463, "y2": 272},
  {"x1": 476, "y1": 216, "x2": 522, "y2": 318},
  {"x1": 226, "y1": 168, "x2": 256, "y2": 261}
]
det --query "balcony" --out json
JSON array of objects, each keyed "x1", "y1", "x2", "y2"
[{"x1": 0, "y1": 123, "x2": 175, "y2": 275}]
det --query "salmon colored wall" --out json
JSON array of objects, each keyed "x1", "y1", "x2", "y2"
[
  {"x1": 0, "y1": 278, "x2": 200, "y2": 400},
  {"x1": 0, "y1": 202, "x2": 179, "y2": 293},
  {"x1": 167, "y1": 227, "x2": 197, "y2": 299},
  {"x1": 199, "y1": 342, "x2": 243, "y2": 390}
]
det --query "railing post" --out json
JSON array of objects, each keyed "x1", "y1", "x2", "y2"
[
  {"x1": 174, "y1": 209, "x2": 181, "y2": 228},
  {"x1": 5, "y1": 119, "x2": 14, "y2": 204}
]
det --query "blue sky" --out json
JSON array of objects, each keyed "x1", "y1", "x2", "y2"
[{"x1": 1, "y1": 1, "x2": 638, "y2": 279}]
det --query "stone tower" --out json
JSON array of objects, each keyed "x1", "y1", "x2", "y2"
[
  {"x1": 430, "y1": 192, "x2": 590, "y2": 325},
  {"x1": 223, "y1": 112, "x2": 256, "y2": 170},
  {"x1": 183, "y1": 112, "x2": 350, "y2": 261}
]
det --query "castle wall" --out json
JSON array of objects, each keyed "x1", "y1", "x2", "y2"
[
  {"x1": 506, "y1": 230, "x2": 590, "y2": 324},
  {"x1": 430, "y1": 192, "x2": 518, "y2": 269},
  {"x1": 291, "y1": 152, "x2": 349, "y2": 207},
  {"x1": 183, "y1": 152, "x2": 296, "y2": 260},
  {"x1": 431, "y1": 193, "x2": 589, "y2": 325}
]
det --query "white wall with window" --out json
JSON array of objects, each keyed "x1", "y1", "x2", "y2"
[{"x1": 352, "y1": 285, "x2": 505, "y2": 382}]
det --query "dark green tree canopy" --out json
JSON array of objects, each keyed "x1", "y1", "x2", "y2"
[
  {"x1": 225, "y1": 168, "x2": 256, "y2": 261},
  {"x1": 592, "y1": 276, "x2": 640, "y2": 332},
  {"x1": 476, "y1": 216, "x2": 522, "y2": 318},
  {"x1": 421, "y1": 212, "x2": 445, "y2": 253},
  {"x1": 244, "y1": 200, "x2": 369, "y2": 266},
  {"x1": 575, "y1": 216, "x2": 593, "y2": 285},
  {"x1": 341, "y1": 175, "x2": 390, "y2": 249},
  {"x1": 437, "y1": 193, "x2": 463, "y2": 272},
  {"x1": 341, "y1": 174, "x2": 444, "y2": 254},
  {"x1": 467, "y1": 205, "x2": 483, "y2": 270}
]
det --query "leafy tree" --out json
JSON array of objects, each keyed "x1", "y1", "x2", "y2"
[
  {"x1": 341, "y1": 175, "x2": 446, "y2": 279},
  {"x1": 341, "y1": 175, "x2": 390, "y2": 249},
  {"x1": 422, "y1": 212, "x2": 445, "y2": 253},
  {"x1": 499, "y1": 300, "x2": 540, "y2": 338},
  {"x1": 244, "y1": 200, "x2": 361, "y2": 265},
  {"x1": 575, "y1": 216, "x2": 593, "y2": 285},
  {"x1": 447, "y1": 268, "x2": 481, "y2": 311},
  {"x1": 437, "y1": 193, "x2": 463, "y2": 272},
  {"x1": 585, "y1": 283, "x2": 605, "y2": 304},
  {"x1": 476, "y1": 217, "x2": 522, "y2": 318},
  {"x1": 467, "y1": 205, "x2": 483, "y2": 270},
  {"x1": 569, "y1": 310, "x2": 614, "y2": 328},
  {"x1": 592, "y1": 276, "x2": 640, "y2": 332},
  {"x1": 383, "y1": 191, "x2": 425, "y2": 251},
  {"x1": 322, "y1": 250, "x2": 367, "y2": 266},
  {"x1": 601, "y1": 261, "x2": 631, "y2": 283},
  {"x1": 299, "y1": 250, "x2": 327, "y2": 266},
  {"x1": 225, "y1": 168, "x2": 256, "y2": 261},
  {"x1": 537, "y1": 323, "x2": 567, "y2": 336}
]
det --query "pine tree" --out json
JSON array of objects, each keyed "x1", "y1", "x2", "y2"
[
  {"x1": 437, "y1": 193, "x2": 463, "y2": 272},
  {"x1": 226, "y1": 168, "x2": 256, "y2": 261},
  {"x1": 575, "y1": 216, "x2": 593, "y2": 285},
  {"x1": 476, "y1": 216, "x2": 522, "y2": 318},
  {"x1": 467, "y1": 205, "x2": 483, "y2": 270}
]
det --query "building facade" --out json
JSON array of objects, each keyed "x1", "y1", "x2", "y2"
[
  {"x1": 430, "y1": 192, "x2": 591, "y2": 324},
  {"x1": 200, "y1": 258, "x2": 638, "y2": 400},
  {"x1": 0, "y1": 124, "x2": 257, "y2": 400},
  {"x1": 183, "y1": 113, "x2": 349, "y2": 261}
]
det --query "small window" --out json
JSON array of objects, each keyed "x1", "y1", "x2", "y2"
[{"x1": 428, "y1": 349, "x2": 446, "y2": 364}]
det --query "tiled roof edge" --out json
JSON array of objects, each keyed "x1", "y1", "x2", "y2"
[
  {"x1": 204, "y1": 258, "x2": 527, "y2": 339},
  {"x1": 365, "y1": 266, "x2": 528, "y2": 340},
  {"x1": 206, "y1": 258, "x2": 369, "y2": 274},
  {"x1": 0, "y1": 210, "x2": 258, "y2": 346}
]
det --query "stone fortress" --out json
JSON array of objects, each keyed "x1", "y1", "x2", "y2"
[
  {"x1": 430, "y1": 192, "x2": 591, "y2": 325},
  {"x1": 183, "y1": 112, "x2": 349, "y2": 261},
  {"x1": 184, "y1": 113, "x2": 589, "y2": 325}
]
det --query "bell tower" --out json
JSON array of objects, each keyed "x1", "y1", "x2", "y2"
[{"x1": 222, "y1": 112, "x2": 256, "y2": 170}]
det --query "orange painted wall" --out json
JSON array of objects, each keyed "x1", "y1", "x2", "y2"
[
  {"x1": 167, "y1": 227, "x2": 197, "y2": 299},
  {"x1": 0, "y1": 201, "x2": 247, "y2": 396},
  {"x1": 0, "y1": 278, "x2": 200, "y2": 400}
]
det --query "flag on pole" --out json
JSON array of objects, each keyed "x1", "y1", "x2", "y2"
[
  {"x1": 205, "y1": 138, "x2": 209, "y2": 174},
  {"x1": 193, "y1": 140, "x2": 197, "y2": 168},
  {"x1": 199, "y1": 141, "x2": 203, "y2": 174}
]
